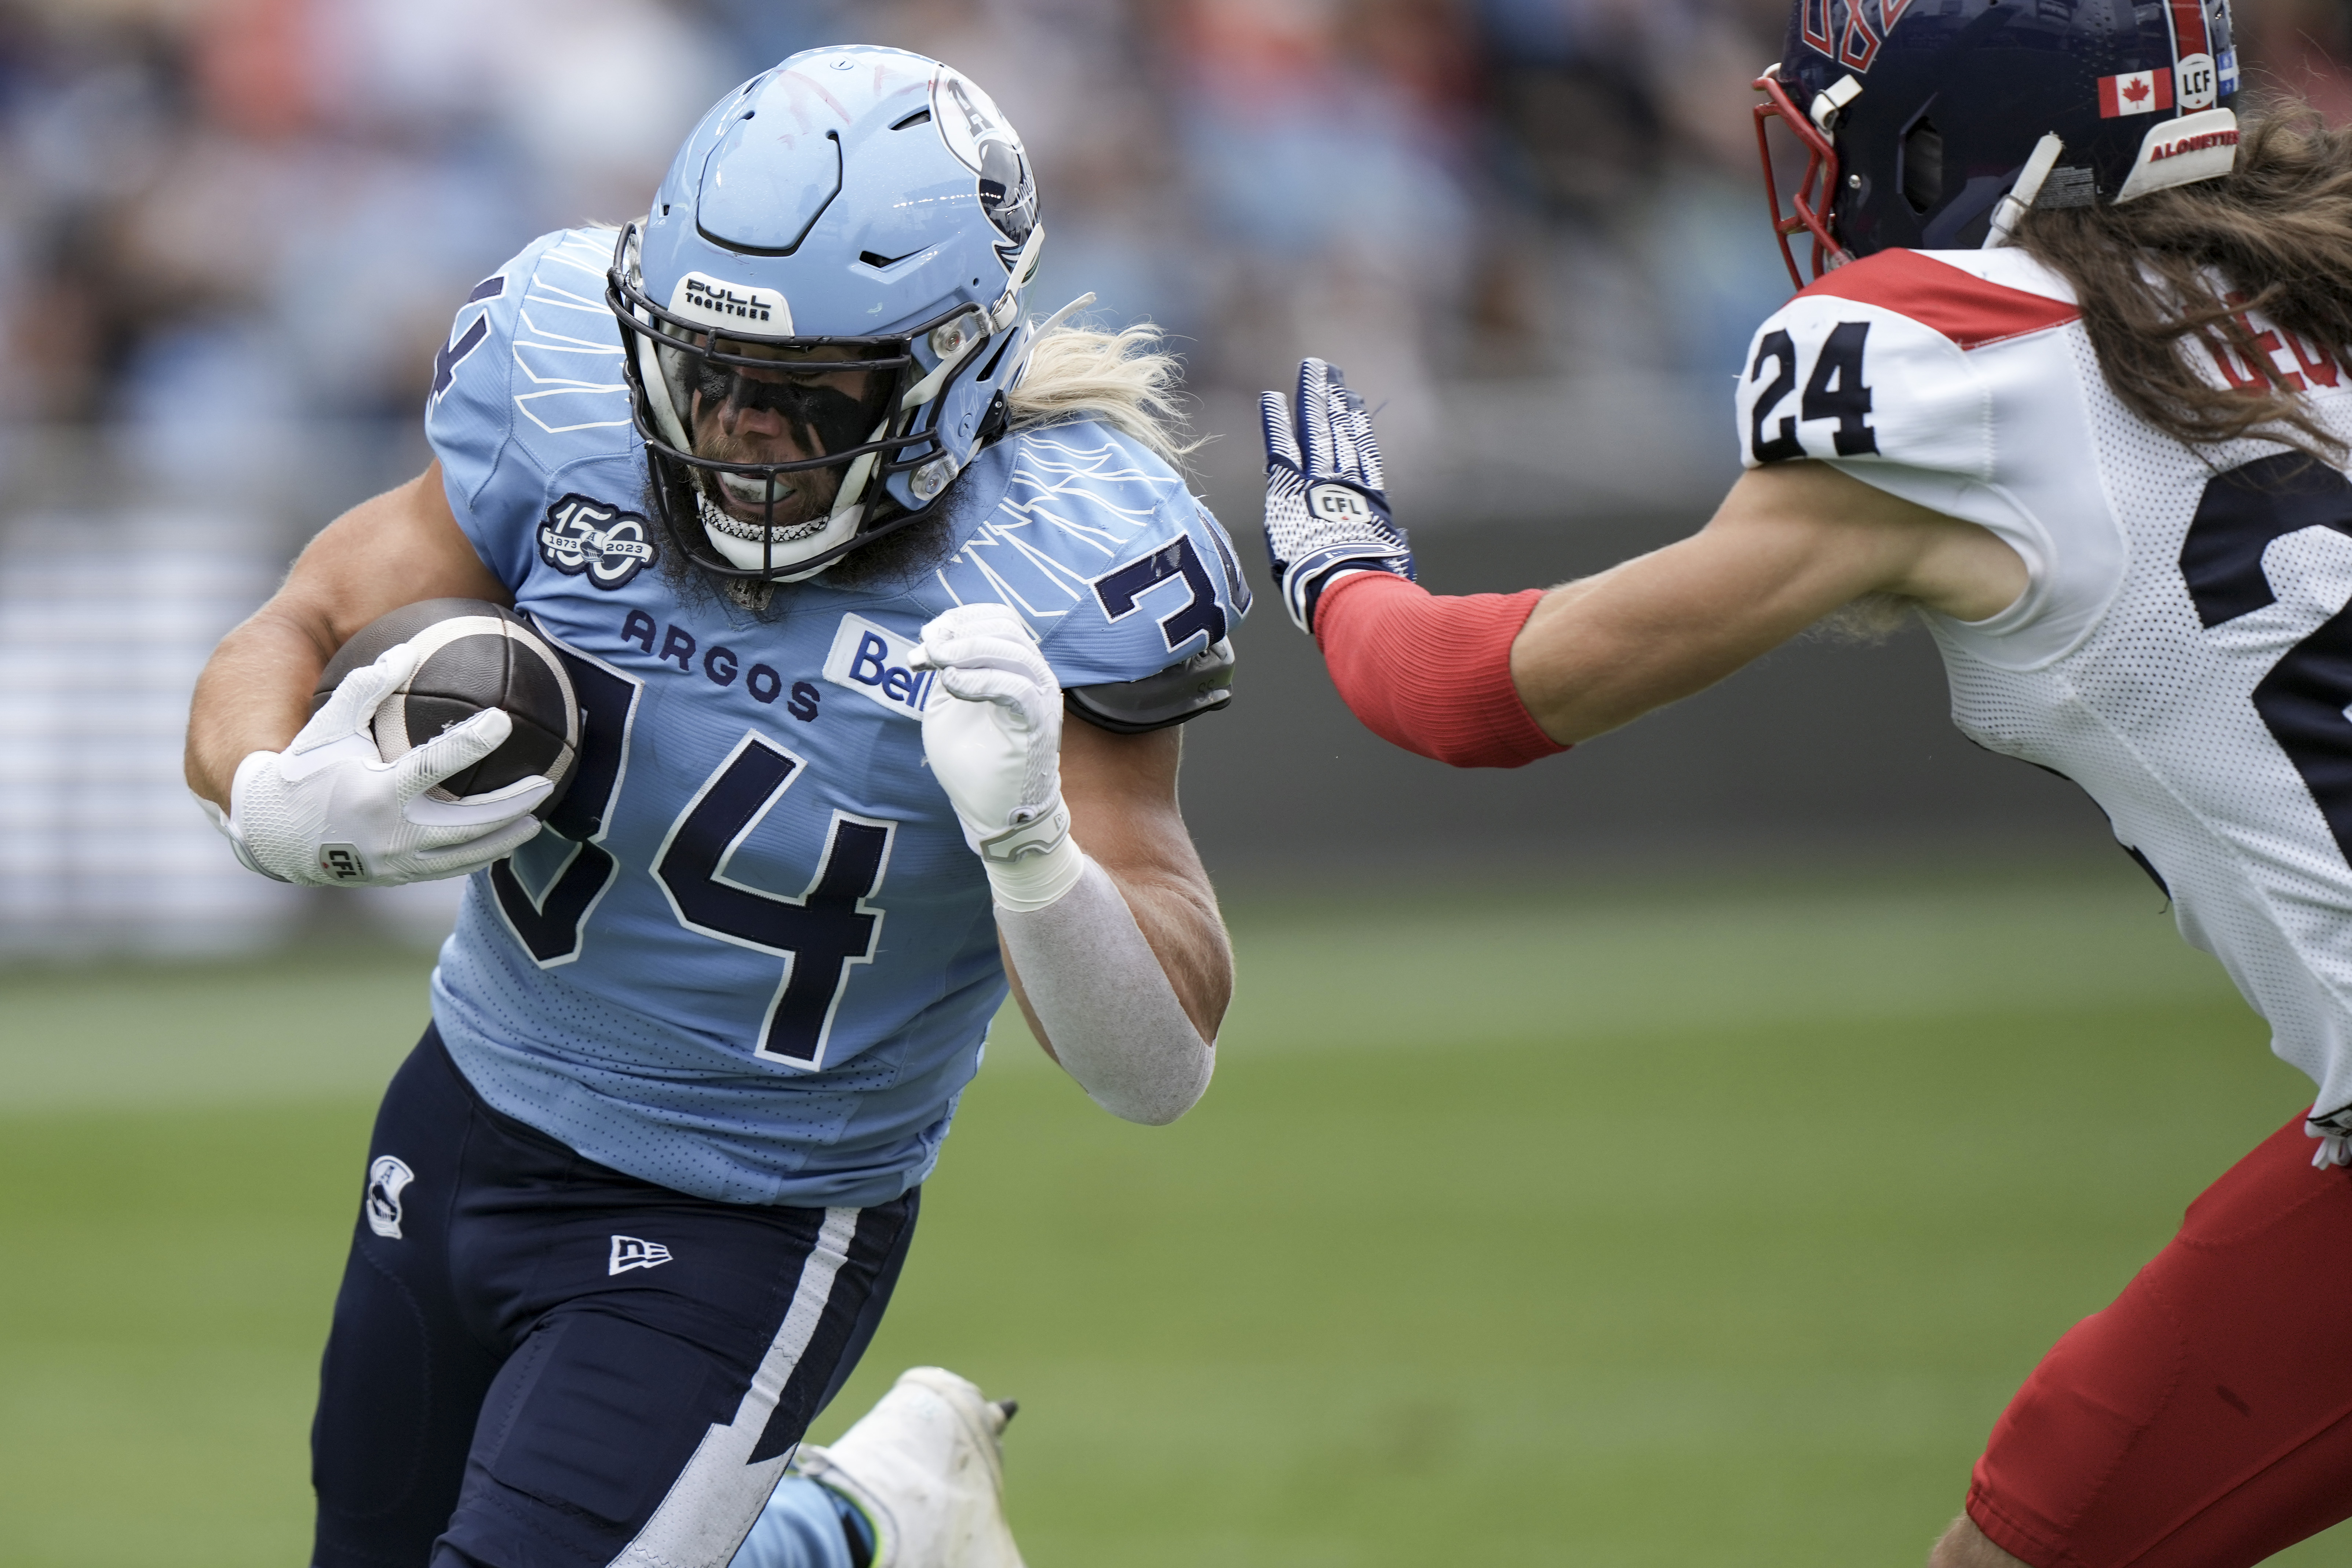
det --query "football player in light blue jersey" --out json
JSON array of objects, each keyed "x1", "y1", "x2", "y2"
[{"x1": 186, "y1": 46, "x2": 1245, "y2": 1568}]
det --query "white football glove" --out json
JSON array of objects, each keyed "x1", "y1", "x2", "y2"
[
  {"x1": 1261, "y1": 356, "x2": 1416, "y2": 634},
  {"x1": 202, "y1": 644, "x2": 554, "y2": 887},
  {"x1": 911, "y1": 602, "x2": 1086, "y2": 913}
]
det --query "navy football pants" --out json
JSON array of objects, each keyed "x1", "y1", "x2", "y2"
[{"x1": 311, "y1": 1029, "x2": 917, "y2": 1568}]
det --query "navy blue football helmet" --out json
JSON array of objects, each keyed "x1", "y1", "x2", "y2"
[{"x1": 1756, "y1": 0, "x2": 2242, "y2": 285}]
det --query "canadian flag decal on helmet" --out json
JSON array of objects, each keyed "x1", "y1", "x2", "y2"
[{"x1": 2100, "y1": 70, "x2": 2175, "y2": 118}]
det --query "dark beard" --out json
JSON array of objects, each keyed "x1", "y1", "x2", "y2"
[{"x1": 644, "y1": 464, "x2": 960, "y2": 621}]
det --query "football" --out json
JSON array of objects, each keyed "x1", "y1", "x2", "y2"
[{"x1": 311, "y1": 598, "x2": 579, "y2": 816}]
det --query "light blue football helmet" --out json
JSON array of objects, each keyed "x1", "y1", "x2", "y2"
[{"x1": 608, "y1": 46, "x2": 1046, "y2": 581}]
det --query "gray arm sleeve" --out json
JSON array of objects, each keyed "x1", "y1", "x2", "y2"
[{"x1": 995, "y1": 854, "x2": 1215, "y2": 1126}]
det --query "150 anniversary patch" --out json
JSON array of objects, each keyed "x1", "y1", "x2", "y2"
[{"x1": 539, "y1": 494, "x2": 656, "y2": 590}]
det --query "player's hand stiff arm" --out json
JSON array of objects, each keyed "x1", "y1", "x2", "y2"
[
  {"x1": 1261, "y1": 359, "x2": 1564, "y2": 767},
  {"x1": 1259, "y1": 358, "x2": 2030, "y2": 763},
  {"x1": 914, "y1": 604, "x2": 1216, "y2": 1126}
]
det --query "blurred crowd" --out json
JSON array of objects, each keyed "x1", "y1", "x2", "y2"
[
  {"x1": 1, "y1": 0, "x2": 2348, "y2": 958},
  {"x1": 3, "y1": 0, "x2": 2351, "y2": 452}
]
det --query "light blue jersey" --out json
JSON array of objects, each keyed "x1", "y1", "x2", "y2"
[{"x1": 420, "y1": 227, "x2": 1248, "y2": 1206}]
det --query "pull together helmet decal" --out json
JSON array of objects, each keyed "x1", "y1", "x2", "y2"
[{"x1": 1758, "y1": 0, "x2": 2240, "y2": 287}]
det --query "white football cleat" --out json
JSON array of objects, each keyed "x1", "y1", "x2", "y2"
[{"x1": 794, "y1": 1367, "x2": 1025, "y2": 1568}]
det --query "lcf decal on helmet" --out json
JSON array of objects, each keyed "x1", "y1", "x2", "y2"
[{"x1": 1757, "y1": 0, "x2": 2240, "y2": 284}]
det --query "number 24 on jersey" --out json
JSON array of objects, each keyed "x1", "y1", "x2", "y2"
[{"x1": 1749, "y1": 320, "x2": 1881, "y2": 464}]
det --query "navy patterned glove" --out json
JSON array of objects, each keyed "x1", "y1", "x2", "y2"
[{"x1": 1259, "y1": 357, "x2": 1415, "y2": 633}]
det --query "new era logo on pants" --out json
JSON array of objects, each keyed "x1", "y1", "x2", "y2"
[{"x1": 610, "y1": 1235, "x2": 673, "y2": 1275}]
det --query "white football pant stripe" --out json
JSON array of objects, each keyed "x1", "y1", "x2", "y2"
[{"x1": 609, "y1": 1206, "x2": 862, "y2": 1568}]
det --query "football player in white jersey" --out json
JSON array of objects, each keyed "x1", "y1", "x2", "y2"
[
  {"x1": 1263, "y1": 1, "x2": 2352, "y2": 1564},
  {"x1": 185, "y1": 47, "x2": 1245, "y2": 1568}
]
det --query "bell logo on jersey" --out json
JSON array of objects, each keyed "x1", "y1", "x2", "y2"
[
  {"x1": 540, "y1": 494, "x2": 656, "y2": 590},
  {"x1": 365, "y1": 1155, "x2": 415, "y2": 1240},
  {"x1": 823, "y1": 614, "x2": 938, "y2": 719}
]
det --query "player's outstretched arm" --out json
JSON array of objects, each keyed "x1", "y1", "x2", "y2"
[
  {"x1": 1502, "y1": 459, "x2": 2025, "y2": 743},
  {"x1": 914, "y1": 604, "x2": 1230, "y2": 1124},
  {"x1": 185, "y1": 463, "x2": 539, "y2": 885},
  {"x1": 1259, "y1": 358, "x2": 2025, "y2": 762}
]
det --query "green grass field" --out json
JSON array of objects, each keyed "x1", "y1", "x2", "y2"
[{"x1": 4, "y1": 859, "x2": 2349, "y2": 1566}]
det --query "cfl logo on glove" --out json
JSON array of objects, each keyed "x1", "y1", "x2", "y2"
[
  {"x1": 1309, "y1": 484, "x2": 1379, "y2": 525},
  {"x1": 824, "y1": 614, "x2": 939, "y2": 720},
  {"x1": 319, "y1": 844, "x2": 366, "y2": 882}
]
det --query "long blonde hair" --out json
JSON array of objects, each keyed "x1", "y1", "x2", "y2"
[{"x1": 1004, "y1": 322, "x2": 1200, "y2": 469}]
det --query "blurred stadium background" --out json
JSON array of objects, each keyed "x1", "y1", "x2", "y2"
[{"x1": 5, "y1": 0, "x2": 2352, "y2": 1562}]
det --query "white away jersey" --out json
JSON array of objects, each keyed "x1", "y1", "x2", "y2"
[
  {"x1": 1736, "y1": 246, "x2": 2352, "y2": 1140},
  {"x1": 416, "y1": 227, "x2": 1250, "y2": 1206}
]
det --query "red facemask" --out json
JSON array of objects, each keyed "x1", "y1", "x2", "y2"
[{"x1": 1754, "y1": 65, "x2": 1856, "y2": 289}]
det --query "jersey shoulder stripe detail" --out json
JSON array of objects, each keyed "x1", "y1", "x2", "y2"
[{"x1": 1797, "y1": 250, "x2": 2082, "y2": 350}]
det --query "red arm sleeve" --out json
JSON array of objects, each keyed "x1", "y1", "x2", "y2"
[{"x1": 1311, "y1": 570, "x2": 1569, "y2": 769}]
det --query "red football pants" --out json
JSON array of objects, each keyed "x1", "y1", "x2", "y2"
[{"x1": 1968, "y1": 1112, "x2": 2352, "y2": 1568}]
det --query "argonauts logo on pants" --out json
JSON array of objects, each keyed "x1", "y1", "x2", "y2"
[{"x1": 366, "y1": 1155, "x2": 416, "y2": 1240}]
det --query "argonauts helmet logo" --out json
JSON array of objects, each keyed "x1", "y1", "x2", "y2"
[
  {"x1": 932, "y1": 68, "x2": 1036, "y2": 255},
  {"x1": 539, "y1": 493, "x2": 657, "y2": 590},
  {"x1": 365, "y1": 1155, "x2": 415, "y2": 1240}
]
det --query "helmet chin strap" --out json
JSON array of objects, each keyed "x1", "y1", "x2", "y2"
[
  {"x1": 1032, "y1": 291, "x2": 1096, "y2": 338},
  {"x1": 1984, "y1": 134, "x2": 2067, "y2": 250}
]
